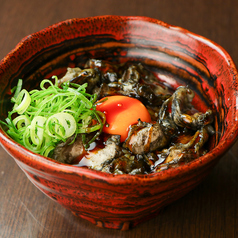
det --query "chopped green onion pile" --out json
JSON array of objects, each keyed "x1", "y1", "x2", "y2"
[{"x1": 1, "y1": 76, "x2": 105, "y2": 157}]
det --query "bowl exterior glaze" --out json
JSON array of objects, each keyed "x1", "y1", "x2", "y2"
[{"x1": 0, "y1": 16, "x2": 237, "y2": 230}]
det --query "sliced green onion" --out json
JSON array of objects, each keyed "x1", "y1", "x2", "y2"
[
  {"x1": 12, "y1": 79, "x2": 23, "y2": 100},
  {"x1": 42, "y1": 145, "x2": 55, "y2": 157},
  {"x1": 30, "y1": 116, "x2": 47, "y2": 146},
  {"x1": 1, "y1": 76, "x2": 105, "y2": 158},
  {"x1": 13, "y1": 89, "x2": 31, "y2": 114},
  {"x1": 46, "y1": 112, "x2": 76, "y2": 139},
  {"x1": 13, "y1": 115, "x2": 31, "y2": 129}
]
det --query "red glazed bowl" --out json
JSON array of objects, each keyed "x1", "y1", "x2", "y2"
[{"x1": 0, "y1": 16, "x2": 237, "y2": 230}]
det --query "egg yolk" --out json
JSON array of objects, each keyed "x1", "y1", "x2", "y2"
[{"x1": 96, "y1": 95, "x2": 151, "y2": 142}]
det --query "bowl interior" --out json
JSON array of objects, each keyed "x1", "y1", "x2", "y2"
[{"x1": 0, "y1": 16, "x2": 237, "y2": 173}]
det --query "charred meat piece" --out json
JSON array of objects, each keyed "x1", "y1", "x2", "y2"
[
  {"x1": 52, "y1": 134, "x2": 86, "y2": 164},
  {"x1": 104, "y1": 71, "x2": 118, "y2": 83},
  {"x1": 121, "y1": 65, "x2": 140, "y2": 83},
  {"x1": 93, "y1": 63, "x2": 169, "y2": 105},
  {"x1": 93, "y1": 82, "x2": 119, "y2": 99},
  {"x1": 58, "y1": 67, "x2": 82, "y2": 85},
  {"x1": 159, "y1": 86, "x2": 194, "y2": 121},
  {"x1": 159, "y1": 86, "x2": 214, "y2": 130},
  {"x1": 102, "y1": 154, "x2": 152, "y2": 175},
  {"x1": 85, "y1": 59, "x2": 119, "y2": 75},
  {"x1": 155, "y1": 125, "x2": 212, "y2": 172},
  {"x1": 58, "y1": 67, "x2": 101, "y2": 94},
  {"x1": 52, "y1": 134, "x2": 121, "y2": 169},
  {"x1": 86, "y1": 135, "x2": 121, "y2": 171},
  {"x1": 124, "y1": 120, "x2": 172, "y2": 154},
  {"x1": 84, "y1": 59, "x2": 121, "y2": 85},
  {"x1": 136, "y1": 84, "x2": 170, "y2": 106},
  {"x1": 120, "y1": 65, "x2": 169, "y2": 106},
  {"x1": 171, "y1": 86, "x2": 213, "y2": 129}
]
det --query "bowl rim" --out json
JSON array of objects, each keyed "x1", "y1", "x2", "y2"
[{"x1": 0, "y1": 15, "x2": 237, "y2": 183}]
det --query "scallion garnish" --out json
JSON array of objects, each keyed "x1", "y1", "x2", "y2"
[{"x1": 1, "y1": 76, "x2": 105, "y2": 157}]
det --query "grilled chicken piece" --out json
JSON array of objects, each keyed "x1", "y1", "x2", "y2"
[
  {"x1": 155, "y1": 125, "x2": 213, "y2": 171},
  {"x1": 86, "y1": 135, "x2": 121, "y2": 171},
  {"x1": 124, "y1": 120, "x2": 171, "y2": 154},
  {"x1": 102, "y1": 153, "x2": 152, "y2": 175},
  {"x1": 52, "y1": 134, "x2": 121, "y2": 170},
  {"x1": 58, "y1": 67, "x2": 101, "y2": 93},
  {"x1": 159, "y1": 86, "x2": 213, "y2": 130},
  {"x1": 52, "y1": 134, "x2": 86, "y2": 164}
]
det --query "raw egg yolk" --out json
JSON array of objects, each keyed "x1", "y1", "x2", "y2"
[{"x1": 96, "y1": 95, "x2": 151, "y2": 142}]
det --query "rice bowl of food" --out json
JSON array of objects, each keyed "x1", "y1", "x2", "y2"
[{"x1": 0, "y1": 16, "x2": 237, "y2": 230}]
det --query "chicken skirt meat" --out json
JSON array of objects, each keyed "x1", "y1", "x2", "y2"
[{"x1": 53, "y1": 59, "x2": 215, "y2": 175}]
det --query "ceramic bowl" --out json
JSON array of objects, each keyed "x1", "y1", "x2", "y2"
[{"x1": 0, "y1": 16, "x2": 237, "y2": 230}]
